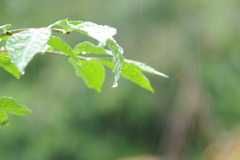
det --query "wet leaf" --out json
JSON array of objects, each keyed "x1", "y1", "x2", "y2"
[
  {"x1": 124, "y1": 59, "x2": 168, "y2": 78},
  {"x1": 74, "y1": 42, "x2": 109, "y2": 55},
  {"x1": 48, "y1": 36, "x2": 77, "y2": 60},
  {"x1": 52, "y1": 19, "x2": 116, "y2": 46},
  {"x1": 98, "y1": 59, "x2": 167, "y2": 92},
  {"x1": 69, "y1": 58, "x2": 105, "y2": 92},
  {"x1": 106, "y1": 39, "x2": 124, "y2": 88},
  {"x1": 0, "y1": 53, "x2": 20, "y2": 78},
  {"x1": 6, "y1": 28, "x2": 51, "y2": 73},
  {"x1": 0, "y1": 97, "x2": 32, "y2": 115}
]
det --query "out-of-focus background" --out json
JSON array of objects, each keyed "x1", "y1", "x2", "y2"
[{"x1": 1, "y1": 0, "x2": 240, "y2": 160}]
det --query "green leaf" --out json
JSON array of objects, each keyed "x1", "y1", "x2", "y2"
[
  {"x1": 70, "y1": 21, "x2": 117, "y2": 46},
  {"x1": 0, "y1": 111, "x2": 7, "y2": 120},
  {"x1": 98, "y1": 59, "x2": 153, "y2": 92},
  {"x1": 0, "y1": 97, "x2": 32, "y2": 115},
  {"x1": 98, "y1": 59, "x2": 167, "y2": 92},
  {"x1": 0, "y1": 35, "x2": 10, "y2": 40},
  {"x1": 0, "y1": 24, "x2": 11, "y2": 32},
  {"x1": 74, "y1": 42, "x2": 109, "y2": 55},
  {"x1": 106, "y1": 38, "x2": 124, "y2": 88},
  {"x1": 47, "y1": 36, "x2": 77, "y2": 60},
  {"x1": 124, "y1": 59, "x2": 168, "y2": 78},
  {"x1": 6, "y1": 28, "x2": 51, "y2": 73},
  {"x1": 0, "y1": 53, "x2": 20, "y2": 78},
  {"x1": 52, "y1": 19, "x2": 116, "y2": 46},
  {"x1": 69, "y1": 58, "x2": 105, "y2": 92},
  {"x1": 49, "y1": 19, "x2": 79, "y2": 33},
  {"x1": 121, "y1": 60, "x2": 155, "y2": 92}
]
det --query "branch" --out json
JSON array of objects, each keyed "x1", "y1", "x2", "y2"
[
  {"x1": 0, "y1": 28, "x2": 70, "y2": 38},
  {"x1": 0, "y1": 48, "x2": 112, "y2": 61}
]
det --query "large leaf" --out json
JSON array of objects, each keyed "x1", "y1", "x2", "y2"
[
  {"x1": 70, "y1": 21, "x2": 117, "y2": 46},
  {"x1": 0, "y1": 97, "x2": 32, "y2": 115},
  {"x1": 0, "y1": 97, "x2": 31, "y2": 128},
  {"x1": 106, "y1": 39, "x2": 124, "y2": 88},
  {"x1": 69, "y1": 58, "x2": 105, "y2": 92},
  {"x1": 0, "y1": 53, "x2": 20, "y2": 78},
  {"x1": 51, "y1": 19, "x2": 117, "y2": 46},
  {"x1": 6, "y1": 28, "x2": 51, "y2": 73},
  {"x1": 47, "y1": 36, "x2": 77, "y2": 60},
  {"x1": 74, "y1": 42, "x2": 109, "y2": 55}
]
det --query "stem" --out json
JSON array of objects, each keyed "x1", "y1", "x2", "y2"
[
  {"x1": 0, "y1": 49, "x2": 112, "y2": 60},
  {"x1": 0, "y1": 28, "x2": 69, "y2": 37},
  {"x1": 46, "y1": 50, "x2": 112, "y2": 60},
  {"x1": 45, "y1": 50, "x2": 68, "y2": 57}
]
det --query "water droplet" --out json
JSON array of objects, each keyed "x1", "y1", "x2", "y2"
[
  {"x1": 112, "y1": 82, "x2": 118, "y2": 88},
  {"x1": 21, "y1": 71, "x2": 25, "y2": 75},
  {"x1": 82, "y1": 51, "x2": 87, "y2": 55},
  {"x1": 106, "y1": 50, "x2": 112, "y2": 55},
  {"x1": 98, "y1": 42, "x2": 105, "y2": 47}
]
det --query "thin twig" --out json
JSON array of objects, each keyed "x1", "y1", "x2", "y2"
[
  {"x1": 0, "y1": 27, "x2": 69, "y2": 37},
  {"x1": 0, "y1": 49, "x2": 112, "y2": 61}
]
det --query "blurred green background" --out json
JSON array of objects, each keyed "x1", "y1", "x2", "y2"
[{"x1": 1, "y1": 0, "x2": 240, "y2": 160}]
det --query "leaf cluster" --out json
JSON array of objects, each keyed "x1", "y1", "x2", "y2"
[{"x1": 0, "y1": 19, "x2": 167, "y2": 127}]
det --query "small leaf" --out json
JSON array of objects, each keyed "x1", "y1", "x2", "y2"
[
  {"x1": 0, "y1": 53, "x2": 20, "y2": 78},
  {"x1": 69, "y1": 58, "x2": 105, "y2": 92},
  {"x1": 6, "y1": 28, "x2": 51, "y2": 73},
  {"x1": 106, "y1": 38, "x2": 124, "y2": 88},
  {"x1": 124, "y1": 59, "x2": 168, "y2": 78},
  {"x1": 0, "y1": 97, "x2": 32, "y2": 115},
  {"x1": 49, "y1": 19, "x2": 80, "y2": 33},
  {"x1": 0, "y1": 24, "x2": 11, "y2": 32},
  {"x1": 98, "y1": 59, "x2": 167, "y2": 92},
  {"x1": 74, "y1": 42, "x2": 109, "y2": 55},
  {"x1": 99, "y1": 59, "x2": 154, "y2": 92},
  {"x1": 47, "y1": 36, "x2": 77, "y2": 60},
  {"x1": 121, "y1": 60, "x2": 154, "y2": 92}
]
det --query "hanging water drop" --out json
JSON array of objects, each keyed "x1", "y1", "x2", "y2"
[
  {"x1": 112, "y1": 82, "x2": 118, "y2": 88},
  {"x1": 82, "y1": 51, "x2": 87, "y2": 55}
]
